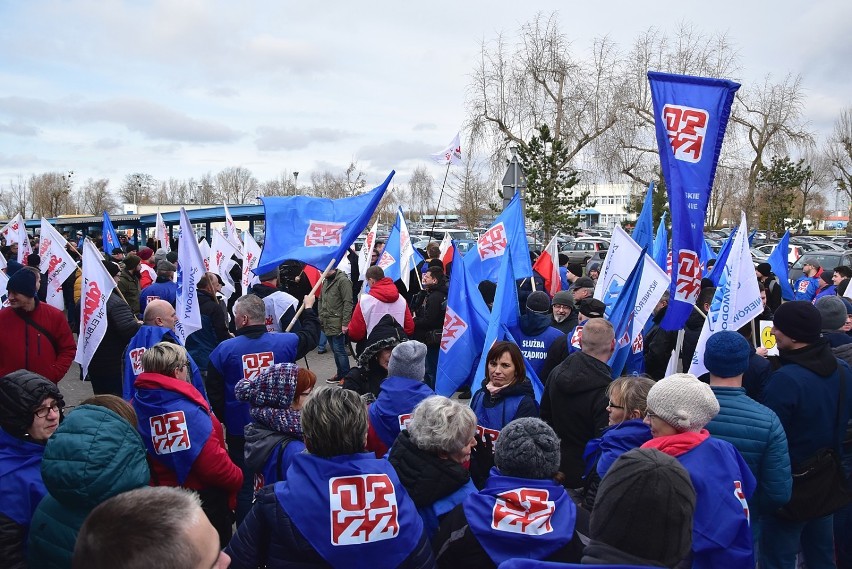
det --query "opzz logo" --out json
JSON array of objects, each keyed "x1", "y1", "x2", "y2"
[
  {"x1": 398, "y1": 413, "x2": 412, "y2": 432},
  {"x1": 329, "y1": 474, "x2": 399, "y2": 545},
  {"x1": 476, "y1": 425, "x2": 501, "y2": 447},
  {"x1": 662, "y1": 104, "x2": 709, "y2": 163},
  {"x1": 632, "y1": 331, "x2": 644, "y2": 354},
  {"x1": 478, "y1": 222, "x2": 507, "y2": 261},
  {"x1": 440, "y1": 307, "x2": 468, "y2": 353},
  {"x1": 491, "y1": 488, "x2": 555, "y2": 535},
  {"x1": 129, "y1": 347, "x2": 146, "y2": 375},
  {"x1": 305, "y1": 221, "x2": 345, "y2": 247},
  {"x1": 570, "y1": 325, "x2": 584, "y2": 350},
  {"x1": 242, "y1": 351, "x2": 274, "y2": 380},
  {"x1": 377, "y1": 251, "x2": 395, "y2": 270},
  {"x1": 149, "y1": 411, "x2": 191, "y2": 455},
  {"x1": 674, "y1": 250, "x2": 701, "y2": 304}
]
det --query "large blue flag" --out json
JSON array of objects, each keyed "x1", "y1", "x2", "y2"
[
  {"x1": 652, "y1": 211, "x2": 669, "y2": 271},
  {"x1": 256, "y1": 171, "x2": 393, "y2": 274},
  {"x1": 464, "y1": 192, "x2": 532, "y2": 284},
  {"x1": 767, "y1": 230, "x2": 795, "y2": 301},
  {"x1": 631, "y1": 182, "x2": 655, "y2": 251},
  {"x1": 648, "y1": 71, "x2": 740, "y2": 331},
  {"x1": 102, "y1": 212, "x2": 123, "y2": 255},
  {"x1": 699, "y1": 239, "x2": 717, "y2": 273},
  {"x1": 435, "y1": 243, "x2": 491, "y2": 396},
  {"x1": 379, "y1": 207, "x2": 424, "y2": 290},
  {"x1": 607, "y1": 248, "x2": 646, "y2": 377},
  {"x1": 706, "y1": 226, "x2": 737, "y2": 286}
]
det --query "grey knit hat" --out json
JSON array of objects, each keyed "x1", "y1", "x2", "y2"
[
  {"x1": 591, "y1": 448, "x2": 696, "y2": 567},
  {"x1": 494, "y1": 418, "x2": 561, "y2": 479},
  {"x1": 646, "y1": 373, "x2": 719, "y2": 432},
  {"x1": 816, "y1": 295, "x2": 847, "y2": 331},
  {"x1": 153, "y1": 248, "x2": 168, "y2": 265},
  {"x1": 551, "y1": 290, "x2": 575, "y2": 309},
  {"x1": 387, "y1": 341, "x2": 427, "y2": 381}
]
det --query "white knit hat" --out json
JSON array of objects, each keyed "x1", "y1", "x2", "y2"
[{"x1": 646, "y1": 373, "x2": 719, "y2": 432}]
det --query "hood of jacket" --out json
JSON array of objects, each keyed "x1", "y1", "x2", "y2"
[
  {"x1": 551, "y1": 351, "x2": 612, "y2": 395},
  {"x1": 387, "y1": 430, "x2": 470, "y2": 508},
  {"x1": 40, "y1": 404, "x2": 149, "y2": 509},
  {"x1": 368, "y1": 277, "x2": 401, "y2": 303},
  {"x1": 519, "y1": 311, "x2": 553, "y2": 336},
  {"x1": 244, "y1": 422, "x2": 297, "y2": 473},
  {"x1": 779, "y1": 337, "x2": 838, "y2": 377},
  {"x1": 357, "y1": 314, "x2": 408, "y2": 368}
]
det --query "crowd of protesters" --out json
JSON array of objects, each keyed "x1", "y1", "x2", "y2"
[{"x1": 0, "y1": 229, "x2": 850, "y2": 569}]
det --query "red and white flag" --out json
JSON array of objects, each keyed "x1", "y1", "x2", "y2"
[
  {"x1": 75, "y1": 239, "x2": 117, "y2": 378},
  {"x1": 439, "y1": 232, "x2": 453, "y2": 271},
  {"x1": 155, "y1": 211, "x2": 171, "y2": 252},
  {"x1": 198, "y1": 238, "x2": 211, "y2": 271},
  {"x1": 38, "y1": 219, "x2": 77, "y2": 310},
  {"x1": 1, "y1": 213, "x2": 32, "y2": 263},
  {"x1": 175, "y1": 208, "x2": 205, "y2": 344},
  {"x1": 209, "y1": 228, "x2": 239, "y2": 300},
  {"x1": 241, "y1": 231, "x2": 262, "y2": 293},
  {"x1": 430, "y1": 132, "x2": 462, "y2": 165},
  {"x1": 532, "y1": 234, "x2": 561, "y2": 297},
  {"x1": 223, "y1": 203, "x2": 243, "y2": 255},
  {"x1": 357, "y1": 218, "x2": 379, "y2": 281}
]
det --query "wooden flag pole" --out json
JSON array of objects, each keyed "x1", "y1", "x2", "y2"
[{"x1": 285, "y1": 257, "x2": 337, "y2": 332}]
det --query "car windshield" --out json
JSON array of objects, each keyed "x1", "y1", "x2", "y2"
[{"x1": 791, "y1": 253, "x2": 843, "y2": 270}]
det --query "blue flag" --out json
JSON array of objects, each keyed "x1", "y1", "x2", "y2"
[
  {"x1": 652, "y1": 211, "x2": 669, "y2": 271},
  {"x1": 699, "y1": 239, "x2": 717, "y2": 272},
  {"x1": 256, "y1": 171, "x2": 393, "y2": 274},
  {"x1": 435, "y1": 243, "x2": 491, "y2": 396},
  {"x1": 473, "y1": 247, "x2": 545, "y2": 402},
  {"x1": 379, "y1": 207, "x2": 424, "y2": 290},
  {"x1": 707, "y1": 226, "x2": 737, "y2": 286},
  {"x1": 102, "y1": 212, "x2": 123, "y2": 255},
  {"x1": 607, "y1": 248, "x2": 646, "y2": 377},
  {"x1": 648, "y1": 71, "x2": 740, "y2": 331},
  {"x1": 747, "y1": 228, "x2": 757, "y2": 246},
  {"x1": 464, "y1": 192, "x2": 532, "y2": 284},
  {"x1": 631, "y1": 182, "x2": 655, "y2": 251},
  {"x1": 767, "y1": 230, "x2": 795, "y2": 301}
]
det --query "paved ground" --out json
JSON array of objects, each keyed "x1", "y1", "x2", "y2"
[{"x1": 60, "y1": 346, "x2": 346, "y2": 408}]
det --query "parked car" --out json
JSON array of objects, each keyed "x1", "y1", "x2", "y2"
[
  {"x1": 561, "y1": 239, "x2": 609, "y2": 265},
  {"x1": 750, "y1": 247, "x2": 769, "y2": 263},
  {"x1": 788, "y1": 251, "x2": 852, "y2": 284},
  {"x1": 754, "y1": 243, "x2": 804, "y2": 265}
]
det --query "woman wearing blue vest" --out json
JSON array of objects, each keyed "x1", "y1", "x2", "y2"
[{"x1": 469, "y1": 341, "x2": 538, "y2": 487}]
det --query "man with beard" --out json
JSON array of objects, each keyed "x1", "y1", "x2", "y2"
[{"x1": 550, "y1": 290, "x2": 578, "y2": 333}]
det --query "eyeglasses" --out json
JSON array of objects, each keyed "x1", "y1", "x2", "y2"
[
  {"x1": 34, "y1": 403, "x2": 62, "y2": 418},
  {"x1": 607, "y1": 400, "x2": 625, "y2": 410},
  {"x1": 645, "y1": 410, "x2": 658, "y2": 420}
]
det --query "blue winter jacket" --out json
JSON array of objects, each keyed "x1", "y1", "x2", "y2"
[{"x1": 706, "y1": 386, "x2": 791, "y2": 515}]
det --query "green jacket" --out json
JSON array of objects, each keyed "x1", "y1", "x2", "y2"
[
  {"x1": 319, "y1": 271, "x2": 354, "y2": 335},
  {"x1": 28, "y1": 405, "x2": 150, "y2": 569},
  {"x1": 116, "y1": 269, "x2": 141, "y2": 314}
]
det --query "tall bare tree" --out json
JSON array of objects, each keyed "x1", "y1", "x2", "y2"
[
  {"x1": 0, "y1": 176, "x2": 31, "y2": 218},
  {"x1": 406, "y1": 166, "x2": 434, "y2": 219},
  {"x1": 450, "y1": 159, "x2": 496, "y2": 232},
  {"x1": 827, "y1": 106, "x2": 852, "y2": 233},
  {"x1": 75, "y1": 178, "x2": 119, "y2": 215},
  {"x1": 119, "y1": 173, "x2": 156, "y2": 205},
  {"x1": 215, "y1": 167, "x2": 258, "y2": 204},
  {"x1": 30, "y1": 172, "x2": 71, "y2": 218}
]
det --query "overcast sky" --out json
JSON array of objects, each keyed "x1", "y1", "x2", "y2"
[{"x1": 1, "y1": 0, "x2": 850, "y2": 195}]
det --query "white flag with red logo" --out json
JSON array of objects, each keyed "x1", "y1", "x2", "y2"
[
  {"x1": 209, "y1": 229, "x2": 239, "y2": 300},
  {"x1": 198, "y1": 238, "x2": 211, "y2": 272},
  {"x1": 241, "y1": 231, "x2": 262, "y2": 293},
  {"x1": 431, "y1": 132, "x2": 462, "y2": 165},
  {"x1": 38, "y1": 219, "x2": 77, "y2": 310},
  {"x1": 174, "y1": 208, "x2": 205, "y2": 344},
  {"x1": 532, "y1": 234, "x2": 561, "y2": 296},
  {"x1": 1, "y1": 213, "x2": 32, "y2": 263},
  {"x1": 75, "y1": 239, "x2": 117, "y2": 378},
  {"x1": 223, "y1": 203, "x2": 243, "y2": 255},
  {"x1": 357, "y1": 218, "x2": 379, "y2": 281},
  {"x1": 155, "y1": 211, "x2": 171, "y2": 252},
  {"x1": 0, "y1": 270, "x2": 8, "y2": 304}
]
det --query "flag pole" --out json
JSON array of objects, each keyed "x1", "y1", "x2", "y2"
[
  {"x1": 285, "y1": 257, "x2": 337, "y2": 332},
  {"x1": 429, "y1": 162, "x2": 452, "y2": 238}
]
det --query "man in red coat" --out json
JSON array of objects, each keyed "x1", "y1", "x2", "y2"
[
  {"x1": 348, "y1": 266, "x2": 414, "y2": 343},
  {"x1": 0, "y1": 269, "x2": 76, "y2": 383}
]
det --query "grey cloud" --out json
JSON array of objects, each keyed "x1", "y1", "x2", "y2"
[
  {"x1": 0, "y1": 121, "x2": 39, "y2": 136},
  {"x1": 356, "y1": 140, "x2": 436, "y2": 171},
  {"x1": 92, "y1": 138, "x2": 123, "y2": 149},
  {"x1": 412, "y1": 123, "x2": 437, "y2": 131},
  {"x1": 255, "y1": 127, "x2": 350, "y2": 151}
]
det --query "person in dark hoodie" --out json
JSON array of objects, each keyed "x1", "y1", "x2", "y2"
[
  {"x1": 815, "y1": 294, "x2": 852, "y2": 347},
  {"x1": 411, "y1": 266, "x2": 448, "y2": 388},
  {"x1": 539, "y1": 297, "x2": 607, "y2": 384},
  {"x1": 185, "y1": 272, "x2": 231, "y2": 374},
  {"x1": 509, "y1": 291, "x2": 564, "y2": 379},
  {"x1": 681, "y1": 286, "x2": 714, "y2": 372},
  {"x1": 643, "y1": 291, "x2": 678, "y2": 380},
  {"x1": 813, "y1": 268, "x2": 837, "y2": 302},
  {"x1": 238, "y1": 363, "x2": 314, "y2": 492},
  {"x1": 540, "y1": 318, "x2": 614, "y2": 489},
  {"x1": 341, "y1": 314, "x2": 408, "y2": 399},
  {"x1": 139, "y1": 260, "x2": 178, "y2": 311},
  {"x1": 250, "y1": 267, "x2": 299, "y2": 333},
  {"x1": 755, "y1": 262, "x2": 783, "y2": 312}
]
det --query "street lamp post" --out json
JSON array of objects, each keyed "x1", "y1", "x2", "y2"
[{"x1": 293, "y1": 171, "x2": 299, "y2": 196}]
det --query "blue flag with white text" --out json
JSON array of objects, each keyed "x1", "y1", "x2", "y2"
[
  {"x1": 653, "y1": 211, "x2": 669, "y2": 271},
  {"x1": 631, "y1": 182, "x2": 655, "y2": 251},
  {"x1": 464, "y1": 192, "x2": 533, "y2": 284},
  {"x1": 256, "y1": 171, "x2": 393, "y2": 274},
  {"x1": 648, "y1": 71, "x2": 740, "y2": 331},
  {"x1": 767, "y1": 230, "x2": 795, "y2": 301},
  {"x1": 102, "y1": 212, "x2": 122, "y2": 255},
  {"x1": 607, "y1": 249, "x2": 646, "y2": 377}
]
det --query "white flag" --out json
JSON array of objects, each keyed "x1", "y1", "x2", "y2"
[
  {"x1": 174, "y1": 208, "x2": 205, "y2": 343},
  {"x1": 209, "y1": 229, "x2": 239, "y2": 301},
  {"x1": 357, "y1": 218, "x2": 379, "y2": 281},
  {"x1": 155, "y1": 211, "x2": 171, "y2": 252},
  {"x1": 0, "y1": 270, "x2": 8, "y2": 305},
  {"x1": 241, "y1": 231, "x2": 262, "y2": 293},
  {"x1": 430, "y1": 132, "x2": 462, "y2": 165},
  {"x1": 198, "y1": 238, "x2": 211, "y2": 272},
  {"x1": 1, "y1": 214, "x2": 32, "y2": 263},
  {"x1": 0, "y1": 248, "x2": 7, "y2": 272},
  {"x1": 38, "y1": 219, "x2": 77, "y2": 310},
  {"x1": 223, "y1": 203, "x2": 243, "y2": 255},
  {"x1": 690, "y1": 212, "x2": 762, "y2": 377},
  {"x1": 75, "y1": 239, "x2": 117, "y2": 378},
  {"x1": 595, "y1": 224, "x2": 669, "y2": 344}
]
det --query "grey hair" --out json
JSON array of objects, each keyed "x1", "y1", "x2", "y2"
[
  {"x1": 141, "y1": 342, "x2": 188, "y2": 379},
  {"x1": 234, "y1": 294, "x2": 266, "y2": 325},
  {"x1": 301, "y1": 387, "x2": 367, "y2": 458},
  {"x1": 408, "y1": 396, "x2": 476, "y2": 455},
  {"x1": 73, "y1": 487, "x2": 203, "y2": 569}
]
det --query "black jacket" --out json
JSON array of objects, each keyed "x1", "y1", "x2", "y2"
[
  {"x1": 680, "y1": 308, "x2": 705, "y2": 372},
  {"x1": 643, "y1": 307, "x2": 678, "y2": 380},
  {"x1": 540, "y1": 351, "x2": 611, "y2": 488},
  {"x1": 550, "y1": 311, "x2": 578, "y2": 334},
  {"x1": 388, "y1": 431, "x2": 471, "y2": 509},
  {"x1": 412, "y1": 283, "x2": 448, "y2": 342},
  {"x1": 185, "y1": 289, "x2": 230, "y2": 371},
  {"x1": 85, "y1": 291, "x2": 140, "y2": 394},
  {"x1": 342, "y1": 315, "x2": 407, "y2": 398}
]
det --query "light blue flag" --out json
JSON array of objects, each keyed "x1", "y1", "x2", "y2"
[
  {"x1": 631, "y1": 182, "x2": 655, "y2": 251},
  {"x1": 700, "y1": 239, "x2": 717, "y2": 271},
  {"x1": 652, "y1": 211, "x2": 669, "y2": 271},
  {"x1": 607, "y1": 248, "x2": 646, "y2": 377},
  {"x1": 767, "y1": 231, "x2": 795, "y2": 301},
  {"x1": 435, "y1": 243, "x2": 491, "y2": 396},
  {"x1": 464, "y1": 192, "x2": 533, "y2": 284},
  {"x1": 102, "y1": 212, "x2": 123, "y2": 255},
  {"x1": 707, "y1": 226, "x2": 737, "y2": 286},
  {"x1": 256, "y1": 171, "x2": 393, "y2": 274}
]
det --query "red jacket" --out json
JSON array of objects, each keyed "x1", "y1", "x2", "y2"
[
  {"x1": 134, "y1": 373, "x2": 243, "y2": 500},
  {"x1": 0, "y1": 302, "x2": 77, "y2": 383},
  {"x1": 348, "y1": 278, "x2": 414, "y2": 342}
]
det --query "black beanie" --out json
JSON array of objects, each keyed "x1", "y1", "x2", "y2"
[
  {"x1": 7, "y1": 269, "x2": 38, "y2": 298},
  {"x1": 756, "y1": 262, "x2": 772, "y2": 277},
  {"x1": 773, "y1": 300, "x2": 822, "y2": 344},
  {"x1": 0, "y1": 370, "x2": 64, "y2": 438},
  {"x1": 591, "y1": 448, "x2": 696, "y2": 567},
  {"x1": 478, "y1": 280, "x2": 496, "y2": 306}
]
